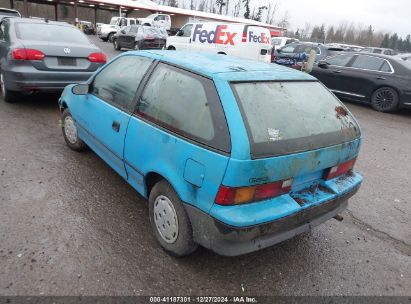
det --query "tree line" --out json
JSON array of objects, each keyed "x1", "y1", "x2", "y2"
[{"x1": 155, "y1": 0, "x2": 410, "y2": 52}]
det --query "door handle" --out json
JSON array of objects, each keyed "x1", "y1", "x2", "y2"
[
  {"x1": 376, "y1": 76, "x2": 386, "y2": 80},
  {"x1": 333, "y1": 70, "x2": 342, "y2": 74},
  {"x1": 112, "y1": 121, "x2": 120, "y2": 132}
]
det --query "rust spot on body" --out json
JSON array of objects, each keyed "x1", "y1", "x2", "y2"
[{"x1": 335, "y1": 106, "x2": 348, "y2": 119}]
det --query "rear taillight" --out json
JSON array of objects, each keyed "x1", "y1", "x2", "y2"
[
  {"x1": 12, "y1": 48, "x2": 45, "y2": 61},
  {"x1": 144, "y1": 35, "x2": 154, "y2": 39},
  {"x1": 325, "y1": 158, "x2": 356, "y2": 180},
  {"x1": 88, "y1": 52, "x2": 107, "y2": 63},
  {"x1": 215, "y1": 178, "x2": 293, "y2": 206}
]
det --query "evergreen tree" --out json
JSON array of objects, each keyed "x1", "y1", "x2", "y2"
[
  {"x1": 326, "y1": 26, "x2": 335, "y2": 43},
  {"x1": 242, "y1": 0, "x2": 250, "y2": 19},
  {"x1": 380, "y1": 34, "x2": 389, "y2": 48}
]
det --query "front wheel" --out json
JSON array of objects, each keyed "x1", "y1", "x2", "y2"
[
  {"x1": 149, "y1": 180, "x2": 198, "y2": 257},
  {"x1": 61, "y1": 109, "x2": 86, "y2": 151},
  {"x1": 371, "y1": 87, "x2": 399, "y2": 112}
]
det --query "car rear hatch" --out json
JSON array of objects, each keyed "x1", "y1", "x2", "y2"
[
  {"x1": 18, "y1": 40, "x2": 101, "y2": 72},
  {"x1": 210, "y1": 80, "x2": 362, "y2": 226},
  {"x1": 14, "y1": 22, "x2": 104, "y2": 72}
]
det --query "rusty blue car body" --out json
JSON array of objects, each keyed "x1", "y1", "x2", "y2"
[{"x1": 59, "y1": 51, "x2": 363, "y2": 256}]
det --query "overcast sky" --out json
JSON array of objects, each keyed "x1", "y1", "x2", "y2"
[{"x1": 257, "y1": 0, "x2": 410, "y2": 37}]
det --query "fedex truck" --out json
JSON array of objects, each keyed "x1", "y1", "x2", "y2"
[{"x1": 166, "y1": 22, "x2": 272, "y2": 62}]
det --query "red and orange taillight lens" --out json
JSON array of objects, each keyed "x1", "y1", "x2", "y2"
[
  {"x1": 12, "y1": 48, "x2": 45, "y2": 61},
  {"x1": 215, "y1": 178, "x2": 293, "y2": 206},
  {"x1": 325, "y1": 158, "x2": 356, "y2": 180}
]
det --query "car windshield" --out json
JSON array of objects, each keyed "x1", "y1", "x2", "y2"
[
  {"x1": 232, "y1": 81, "x2": 360, "y2": 158},
  {"x1": 15, "y1": 23, "x2": 90, "y2": 44},
  {"x1": 146, "y1": 14, "x2": 157, "y2": 19},
  {"x1": 0, "y1": 10, "x2": 20, "y2": 17},
  {"x1": 110, "y1": 18, "x2": 119, "y2": 25}
]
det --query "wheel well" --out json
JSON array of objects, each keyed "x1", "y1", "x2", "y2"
[
  {"x1": 145, "y1": 172, "x2": 164, "y2": 197},
  {"x1": 217, "y1": 52, "x2": 227, "y2": 55},
  {"x1": 60, "y1": 101, "x2": 68, "y2": 112},
  {"x1": 167, "y1": 46, "x2": 176, "y2": 50}
]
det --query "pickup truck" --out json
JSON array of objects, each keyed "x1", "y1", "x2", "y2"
[
  {"x1": 138, "y1": 13, "x2": 171, "y2": 31},
  {"x1": 97, "y1": 17, "x2": 138, "y2": 42}
]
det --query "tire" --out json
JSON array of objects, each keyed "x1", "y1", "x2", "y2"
[
  {"x1": 61, "y1": 109, "x2": 86, "y2": 151},
  {"x1": 167, "y1": 46, "x2": 176, "y2": 50},
  {"x1": 0, "y1": 72, "x2": 20, "y2": 103},
  {"x1": 100, "y1": 37, "x2": 108, "y2": 42},
  {"x1": 134, "y1": 42, "x2": 140, "y2": 51},
  {"x1": 371, "y1": 87, "x2": 399, "y2": 112},
  {"x1": 149, "y1": 180, "x2": 198, "y2": 257},
  {"x1": 107, "y1": 33, "x2": 114, "y2": 43},
  {"x1": 113, "y1": 38, "x2": 120, "y2": 50}
]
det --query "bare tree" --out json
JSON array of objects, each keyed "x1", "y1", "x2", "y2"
[
  {"x1": 277, "y1": 10, "x2": 290, "y2": 29},
  {"x1": 265, "y1": 1, "x2": 279, "y2": 25},
  {"x1": 233, "y1": 0, "x2": 241, "y2": 17}
]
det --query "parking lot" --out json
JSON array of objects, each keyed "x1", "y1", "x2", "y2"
[{"x1": 0, "y1": 35, "x2": 410, "y2": 296}]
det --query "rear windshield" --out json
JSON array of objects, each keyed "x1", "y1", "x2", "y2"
[
  {"x1": 232, "y1": 81, "x2": 360, "y2": 158},
  {"x1": 15, "y1": 23, "x2": 89, "y2": 44}
]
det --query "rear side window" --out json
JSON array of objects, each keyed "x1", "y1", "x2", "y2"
[
  {"x1": 232, "y1": 81, "x2": 360, "y2": 158},
  {"x1": 91, "y1": 55, "x2": 153, "y2": 112},
  {"x1": 380, "y1": 61, "x2": 392, "y2": 72},
  {"x1": 326, "y1": 54, "x2": 354, "y2": 66},
  {"x1": 351, "y1": 55, "x2": 385, "y2": 71},
  {"x1": 137, "y1": 63, "x2": 230, "y2": 153}
]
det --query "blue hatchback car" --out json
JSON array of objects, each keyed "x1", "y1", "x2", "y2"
[{"x1": 59, "y1": 51, "x2": 363, "y2": 256}]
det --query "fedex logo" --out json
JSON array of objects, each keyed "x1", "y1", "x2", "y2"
[
  {"x1": 192, "y1": 24, "x2": 237, "y2": 45},
  {"x1": 247, "y1": 31, "x2": 270, "y2": 44}
]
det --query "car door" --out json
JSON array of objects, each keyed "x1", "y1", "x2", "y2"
[
  {"x1": 116, "y1": 26, "x2": 130, "y2": 48},
  {"x1": 123, "y1": 25, "x2": 138, "y2": 49},
  {"x1": 74, "y1": 55, "x2": 154, "y2": 178},
  {"x1": 311, "y1": 53, "x2": 356, "y2": 95},
  {"x1": 345, "y1": 54, "x2": 393, "y2": 98},
  {"x1": 173, "y1": 24, "x2": 193, "y2": 50}
]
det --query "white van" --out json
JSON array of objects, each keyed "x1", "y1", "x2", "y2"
[{"x1": 166, "y1": 22, "x2": 272, "y2": 62}]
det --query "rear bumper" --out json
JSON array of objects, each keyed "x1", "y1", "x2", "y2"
[
  {"x1": 3, "y1": 68, "x2": 94, "y2": 93},
  {"x1": 185, "y1": 185, "x2": 360, "y2": 256}
]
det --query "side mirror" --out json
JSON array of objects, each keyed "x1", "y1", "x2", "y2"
[
  {"x1": 72, "y1": 83, "x2": 89, "y2": 95},
  {"x1": 276, "y1": 49, "x2": 282, "y2": 53},
  {"x1": 318, "y1": 61, "x2": 329, "y2": 69},
  {"x1": 121, "y1": 30, "x2": 126, "y2": 34},
  {"x1": 176, "y1": 30, "x2": 183, "y2": 36}
]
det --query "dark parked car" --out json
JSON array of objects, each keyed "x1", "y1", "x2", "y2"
[
  {"x1": 0, "y1": 8, "x2": 20, "y2": 21},
  {"x1": 361, "y1": 47, "x2": 396, "y2": 56},
  {"x1": 274, "y1": 42, "x2": 345, "y2": 62},
  {"x1": 113, "y1": 25, "x2": 167, "y2": 51},
  {"x1": 311, "y1": 53, "x2": 411, "y2": 112},
  {"x1": 0, "y1": 18, "x2": 106, "y2": 103}
]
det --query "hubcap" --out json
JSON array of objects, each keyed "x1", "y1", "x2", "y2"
[
  {"x1": 374, "y1": 89, "x2": 394, "y2": 110},
  {"x1": 64, "y1": 116, "x2": 78, "y2": 145},
  {"x1": 153, "y1": 195, "x2": 179, "y2": 244}
]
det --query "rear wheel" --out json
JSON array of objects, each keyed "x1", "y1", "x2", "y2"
[
  {"x1": 107, "y1": 33, "x2": 114, "y2": 43},
  {"x1": 113, "y1": 38, "x2": 120, "y2": 50},
  {"x1": 371, "y1": 87, "x2": 399, "y2": 112},
  {"x1": 149, "y1": 180, "x2": 198, "y2": 257},
  {"x1": 0, "y1": 72, "x2": 19, "y2": 103},
  {"x1": 61, "y1": 109, "x2": 86, "y2": 151}
]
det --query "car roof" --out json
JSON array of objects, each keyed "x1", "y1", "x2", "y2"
[
  {"x1": 7, "y1": 17, "x2": 71, "y2": 26},
  {"x1": 126, "y1": 50, "x2": 315, "y2": 81}
]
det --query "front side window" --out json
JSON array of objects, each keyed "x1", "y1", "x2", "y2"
[
  {"x1": 373, "y1": 49, "x2": 382, "y2": 54},
  {"x1": 232, "y1": 81, "x2": 360, "y2": 158},
  {"x1": 180, "y1": 24, "x2": 192, "y2": 37},
  {"x1": 280, "y1": 44, "x2": 297, "y2": 53},
  {"x1": 137, "y1": 63, "x2": 230, "y2": 152},
  {"x1": 91, "y1": 55, "x2": 153, "y2": 112},
  {"x1": 351, "y1": 55, "x2": 385, "y2": 71},
  {"x1": 326, "y1": 54, "x2": 354, "y2": 67}
]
